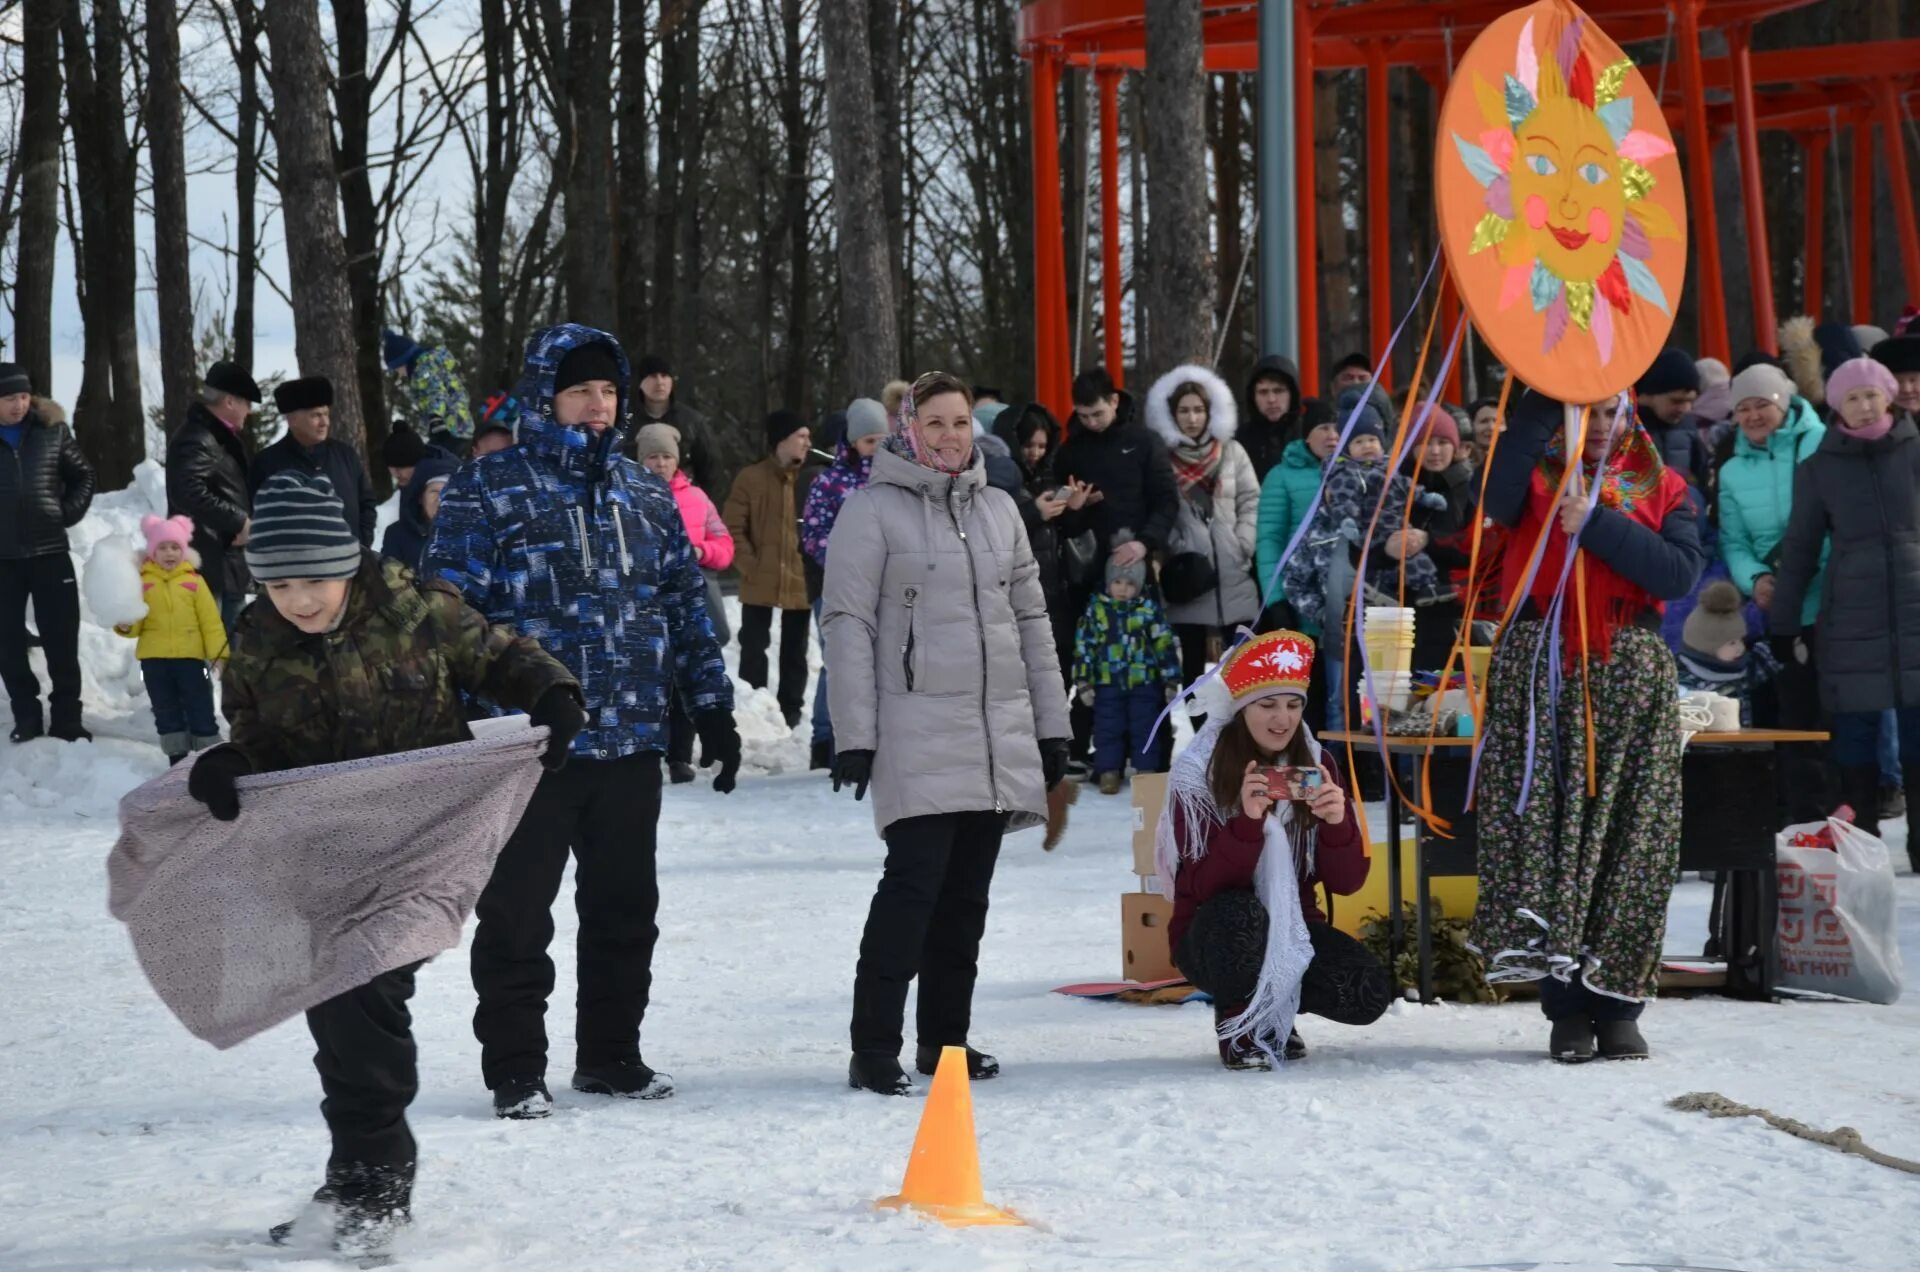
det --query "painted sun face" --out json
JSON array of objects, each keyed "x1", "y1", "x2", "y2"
[{"x1": 1511, "y1": 94, "x2": 1625, "y2": 285}]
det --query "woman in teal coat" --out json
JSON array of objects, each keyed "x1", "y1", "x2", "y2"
[
  {"x1": 1254, "y1": 400, "x2": 1339, "y2": 629},
  {"x1": 1718, "y1": 361, "x2": 1831, "y2": 820}
]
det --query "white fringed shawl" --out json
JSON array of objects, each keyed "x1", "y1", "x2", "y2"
[{"x1": 1154, "y1": 719, "x2": 1319, "y2": 1063}]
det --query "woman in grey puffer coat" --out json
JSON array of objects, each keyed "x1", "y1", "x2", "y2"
[{"x1": 823, "y1": 372, "x2": 1071, "y2": 1096}]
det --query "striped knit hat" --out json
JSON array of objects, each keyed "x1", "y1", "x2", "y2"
[{"x1": 245, "y1": 469, "x2": 363, "y2": 581}]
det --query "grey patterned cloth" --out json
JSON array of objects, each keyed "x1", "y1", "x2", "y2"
[{"x1": 107, "y1": 727, "x2": 548, "y2": 1049}]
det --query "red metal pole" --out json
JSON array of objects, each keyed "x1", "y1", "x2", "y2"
[
  {"x1": 1097, "y1": 66, "x2": 1125, "y2": 389},
  {"x1": 1675, "y1": 0, "x2": 1730, "y2": 364},
  {"x1": 1295, "y1": 2, "x2": 1320, "y2": 395},
  {"x1": 1876, "y1": 78, "x2": 1920, "y2": 304},
  {"x1": 1852, "y1": 121, "x2": 1875, "y2": 324},
  {"x1": 1801, "y1": 131, "x2": 1826, "y2": 320},
  {"x1": 1031, "y1": 49, "x2": 1069, "y2": 422},
  {"x1": 1364, "y1": 40, "x2": 1393, "y2": 388},
  {"x1": 1728, "y1": 25, "x2": 1777, "y2": 354},
  {"x1": 1428, "y1": 64, "x2": 1463, "y2": 404}
]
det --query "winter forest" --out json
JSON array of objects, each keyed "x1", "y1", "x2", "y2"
[{"x1": 0, "y1": 1, "x2": 1912, "y2": 500}]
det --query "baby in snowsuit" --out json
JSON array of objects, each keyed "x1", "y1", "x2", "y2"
[
  {"x1": 113, "y1": 514, "x2": 229, "y2": 764},
  {"x1": 185, "y1": 467, "x2": 585, "y2": 1255}
]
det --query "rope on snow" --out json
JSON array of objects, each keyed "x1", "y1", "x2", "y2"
[{"x1": 1668, "y1": 1092, "x2": 1920, "y2": 1176}]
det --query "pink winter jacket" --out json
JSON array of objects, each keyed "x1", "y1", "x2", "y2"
[{"x1": 670, "y1": 469, "x2": 735, "y2": 571}]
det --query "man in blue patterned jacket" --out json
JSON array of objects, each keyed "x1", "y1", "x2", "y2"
[{"x1": 426, "y1": 323, "x2": 741, "y2": 1119}]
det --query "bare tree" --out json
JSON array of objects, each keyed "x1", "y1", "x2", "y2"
[
  {"x1": 551, "y1": 0, "x2": 616, "y2": 329},
  {"x1": 1142, "y1": 0, "x2": 1213, "y2": 369},
  {"x1": 819, "y1": 0, "x2": 898, "y2": 399},
  {"x1": 13, "y1": 0, "x2": 61, "y2": 394},
  {"x1": 61, "y1": 0, "x2": 145, "y2": 487},
  {"x1": 615, "y1": 0, "x2": 651, "y2": 354},
  {"x1": 147, "y1": 0, "x2": 196, "y2": 430},
  {"x1": 264, "y1": 0, "x2": 368, "y2": 458}
]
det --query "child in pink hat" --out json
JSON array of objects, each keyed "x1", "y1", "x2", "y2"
[{"x1": 113, "y1": 514, "x2": 229, "y2": 763}]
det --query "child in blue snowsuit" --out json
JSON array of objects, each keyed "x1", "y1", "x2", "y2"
[{"x1": 1074, "y1": 550, "x2": 1182, "y2": 792}]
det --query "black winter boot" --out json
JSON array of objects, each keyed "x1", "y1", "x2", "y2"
[
  {"x1": 572, "y1": 1057, "x2": 674, "y2": 1100},
  {"x1": 668, "y1": 761, "x2": 696, "y2": 785},
  {"x1": 1905, "y1": 765, "x2": 1920, "y2": 872},
  {"x1": 1594, "y1": 1018, "x2": 1649, "y2": 1060},
  {"x1": 1284, "y1": 1028, "x2": 1307, "y2": 1061},
  {"x1": 914, "y1": 1043, "x2": 999, "y2": 1080},
  {"x1": 1214, "y1": 1003, "x2": 1271, "y2": 1070},
  {"x1": 9, "y1": 707, "x2": 43, "y2": 743},
  {"x1": 1549, "y1": 1016, "x2": 1596, "y2": 1063},
  {"x1": 491, "y1": 1075, "x2": 553, "y2": 1120},
  {"x1": 1838, "y1": 766, "x2": 1883, "y2": 841},
  {"x1": 849, "y1": 1052, "x2": 913, "y2": 1095},
  {"x1": 270, "y1": 1161, "x2": 414, "y2": 1256}
]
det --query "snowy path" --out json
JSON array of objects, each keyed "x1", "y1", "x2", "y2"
[{"x1": 2, "y1": 725, "x2": 1916, "y2": 1271}]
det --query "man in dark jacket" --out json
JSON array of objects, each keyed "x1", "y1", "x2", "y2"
[
  {"x1": 1053, "y1": 368, "x2": 1179, "y2": 567},
  {"x1": 622, "y1": 354, "x2": 716, "y2": 493},
  {"x1": 0, "y1": 367, "x2": 95, "y2": 742},
  {"x1": 1634, "y1": 348, "x2": 1708, "y2": 491},
  {"x1": 1241, "y1": 355, "x2": 1304, "y2": 481},
  {"x1": 426, "y1": 323, "x2": 741, "y2": 1120},
  {"x1": 167, "y1": 360, "x2": 259, "y2": 636},
  {"x1": 249, "y1": 376, "x2": 379, "y2": 546}
]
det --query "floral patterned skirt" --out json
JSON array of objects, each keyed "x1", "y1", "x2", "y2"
[{"x1": 1470, "y1": 622, "x2": 1683, "y2": 1001}]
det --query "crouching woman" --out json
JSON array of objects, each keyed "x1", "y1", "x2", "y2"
[{"x1": 1158, "y1": 630, "x2": 1391, "y2": 1068}]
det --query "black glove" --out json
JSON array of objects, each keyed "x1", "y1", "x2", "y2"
[
  {"x1": 1040, "y1": 738, "x2": 1071, "y2": 790},
  {"x1": 832, "y1": 749, "x2": 874, "y2": 801},
  {"x1": 188, "y1": 744, "x2": 253, "y2": 822},
  {"x1": 695, "y1": 709, "x2": 741, "y2": 794},
  {"x1": 528, "y1": 686, "x2": 588, "y2": 771},
  {"x1": 1769, "y1": 633, "x2": 1805, "y2": 667}
]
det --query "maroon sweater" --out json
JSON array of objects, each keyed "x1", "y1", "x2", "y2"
[{"x1": 1167, "y1": 756, "x2": 1370, "y2": 960}]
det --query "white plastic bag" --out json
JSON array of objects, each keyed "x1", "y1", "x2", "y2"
[{"x1": 1775, "y1": 818, "x2": 1904, "y2": 1004}]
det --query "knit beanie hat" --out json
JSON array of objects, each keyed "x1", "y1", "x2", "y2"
[
  {"x1": 1852, "y1": 325, "x2": 1891, "y2": 354},
  {"x1": 381, "y1": 329, "x2": 424, "y2": 371},
  {"x1": 1105, "y1": 532, "x2": 1148, "y2": 591},
  {"x1": 0, "y1": 362, "x2": 31, "y2": 397},
  {"x1": 245, "y1": 470, "x2": 363, "y2": 582},
  {"x1": 845, "y1": 397, "x2": 889, "y2": 442},
  {"x1": 1635, "y1": 347, "x2": 1700, "y2": 396},
  {"x1": 634, "y1": 421, "x2": 680, "y2": 459},
  {"x1": 555, "y1": 341, "x2": 622, "y2": 395},
  {"x1": 1728, "y1": 363, "x2": 1796, "y2": 414},
  {"x1": 1681, "y1": 581, "x2": 1747, "y2": 655},
  {"x1": 634, "y1": 354, "x2": 673, "y2": 381},
  {"x1": 1416, "y1": 404, "x2": 1460, "y2": 449},
  {"x1": 1825, "y1": 356, "x2": 1898, "y2": 411},
  {"x1": 141, "y1": 514, "x2": 194, "y2": 556},
  {"x1": 1334, "y1": 386, "x2": 1386, "y2": 440},
  {"x1": 764, "y1": 408, "x2": 808, "y2": 451},
  {"x1": 1871, "y1": 334, "x2": 1920, "y2": 375},
  {"x1": 383, "y1": 426, "x2": 429, "y2": 469},
  {"x1": 1695, "y1": 357, "x2": 1731, "y2": 390}
]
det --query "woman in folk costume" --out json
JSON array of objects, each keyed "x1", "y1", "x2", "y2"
[
  {"x1": 1143, "y1": 365, "x2": 1262, "y2": 693},
  {"x1": 1157, "y1": 630, "x2": 1391, "y2": 1070},
  {"x1": 1472, "y1": 386, "x2": 1704, "y2": 1063}
]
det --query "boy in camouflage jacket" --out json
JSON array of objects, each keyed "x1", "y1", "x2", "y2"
[
  {"x1": 1073, "y1": 546, "x2": 1182, "y2": 791},
  {"x1": 188, "y1": 467, "x2": 583, "y2": 1255}
]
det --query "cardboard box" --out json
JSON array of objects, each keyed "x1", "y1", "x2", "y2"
[
  {"x1": 1129, "y1": 771, "x2": 1170, "y2": 878},
  {"x1": 1122, "y1": 890, "x2": 1179, "y2": 982}
]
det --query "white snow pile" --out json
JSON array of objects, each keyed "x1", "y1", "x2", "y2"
[{"x1": 1, "y1": 476, "x2": 1915, "y2": 1270}]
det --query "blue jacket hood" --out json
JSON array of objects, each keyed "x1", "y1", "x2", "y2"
[
  {"x1": 1732, "y1": 395, "x2": 1822, "y2": 460},
  {"x1": 511, "y1": 323, "x2": 633, "y2": 480}
]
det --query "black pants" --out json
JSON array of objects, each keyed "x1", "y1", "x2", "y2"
[
  {"x1": 1411, "y1": 599, "x2": 1463, "y2": 675},
  {"x1": 1758, "y1": 631, "x2": 1836, "y2": 825},
  {"x1": 1174, "y1": 623, "x2": 1224, "y2": 691},
  {"x1": 306, "y1": 961, "x2": 423, "y2": 1169},
  {"x1": 739, "y1": 604, "x2": 810, "y2": 719},
  {"x1": 1176, "y1": 889, "x2": 1392, "y2": 1026},
  {"x1": 666, "y1": 690, "x2": 694, "y2": 766},
  {"x1": 0, "y1": 552, "x2": 82, "y2": 729},
  {"x1": 1538, "y1": 975, "x2": 1644, "y2": 1023},
  {"x1": 471, "y1": 752, "x2": 664, "y2": 1087},
  {"x1": 850, "y1": 811, "x2": 1004, "y2": 1056}
]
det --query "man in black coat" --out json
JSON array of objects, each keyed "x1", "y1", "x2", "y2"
[
  {"x1": 621, "y1": 354, "x2": 716, "y2": 493},
  {"x1": 0, "y1": 364, "x2": 95, "y2": 742},
  {"x1": 249, "y1": 376, "x2": 378, "y2": 547},
  {"x1": 167, "y1": 360, "x2": 259, "y2": 636}
]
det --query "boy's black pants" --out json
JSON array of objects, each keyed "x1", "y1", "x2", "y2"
[{"x1": 306, "y1": 960, "x2": 423, "y2": 1168}]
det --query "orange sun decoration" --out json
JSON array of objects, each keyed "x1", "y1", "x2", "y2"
[{"x1": 1436, "y1": 0, "x2": 1688, "y2": 403}]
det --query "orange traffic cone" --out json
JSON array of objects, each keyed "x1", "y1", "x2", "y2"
[{"x1": 876, "y1": 1045, "x2": 1025, "y2": 1228}]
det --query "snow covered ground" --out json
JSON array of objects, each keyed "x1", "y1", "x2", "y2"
[{"x1": 3, "y1": 486, "x2": 1915, "y2": 1270}]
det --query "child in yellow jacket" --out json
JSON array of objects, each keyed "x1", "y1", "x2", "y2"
[{"x1": 114, "y1": 514, "x2": 230, "y2": 763}]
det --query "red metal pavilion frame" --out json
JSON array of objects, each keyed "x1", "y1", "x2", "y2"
[{"x1": 1017, "y1": 0, "x2": 1919, "y2": 421}]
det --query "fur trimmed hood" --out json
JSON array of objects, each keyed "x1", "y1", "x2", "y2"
[{"x1": 1144, "y1": 364, "x2": 1238, "y2": 450}]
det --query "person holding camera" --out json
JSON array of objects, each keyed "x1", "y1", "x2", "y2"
[{"x1": 1156, "y1": 629, "x2": 1390, "y2": 1071}]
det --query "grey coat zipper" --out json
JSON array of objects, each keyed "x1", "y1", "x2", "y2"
[
  {"x1": 946, "y1": 478, "x2": 1002, "y2": 812},
  {"x1": 902, "y1": 586, "x2": 918, "y2": 691}
]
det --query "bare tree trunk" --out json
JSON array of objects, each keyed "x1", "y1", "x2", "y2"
[
  {"x1": 562, "y1": 0, "x2": 617, "y2": 330},
  {"x1": 868, "y1": 0, "x2": 904, "y2": 353},
  {"x1": 147, "y1": 0, "x2": 196, "y2": 430},
  {"x1": 60, "y1": 0, "x2": 144, "y2": 488},
  {"x1": 819, "y1": 0, "x2": 900, "y2": 398},
  {"x1": 779, "y1": 0, "x2": 811, "y2": 409},
  {"x1": 331, "y1": 0, "x2": 389, "y2": 479},
  {"x1": 232, "y1": 0, "x2": 263, "y2": 366},
  {"x1": 265, "y1": 0, "x2": 368, "y2": 459},
  {"x1": 651, "y1": 5, "x2": 698, "y2": 367},
  {"x1": 14, "y1": 0, "x2": 61, "y2": 394},
  {"x1": 615, "y1": 0, "x2": 651, "y2": 354},
  {"x1": 1143, "y1": 0, "x2": 1213, "y2": 369}
]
